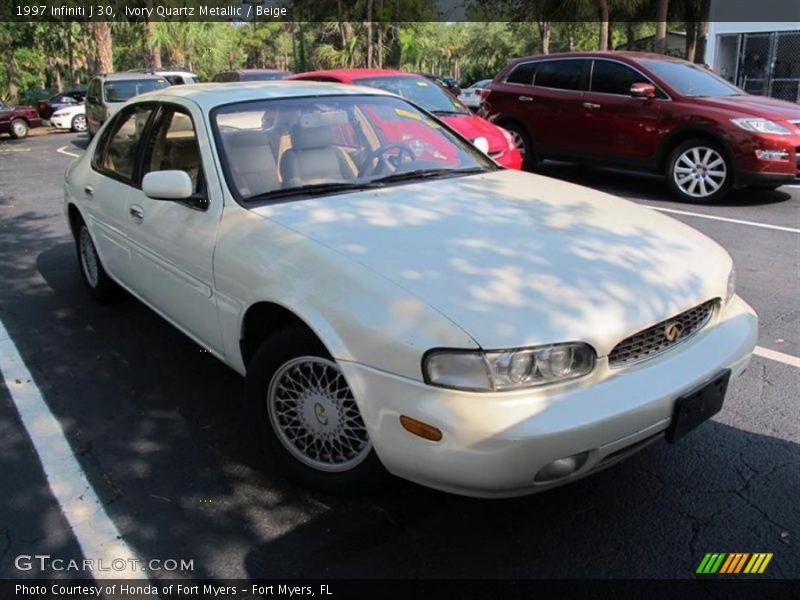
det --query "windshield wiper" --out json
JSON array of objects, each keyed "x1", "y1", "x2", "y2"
[
  {"x1": 243, "y1": 181, "x2": 381, "y2": 202},
  {"x1": 370, "y1": 167, "x2": 486, "y2": 185},
  {"x1": 431, "y1": 109, "x2": 469, "y2": 116}
]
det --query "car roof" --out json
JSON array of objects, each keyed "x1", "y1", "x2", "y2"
[
  {"x1": 290, "y1": 69, "x2": 417, "y2": 83},
  {"x1": 135, "y1": 81, "x2": 393, "y2": 111},
  {"x1": 156, "y1": 70, "x2": 197, "y2": 77},
  {"x1": 508, "y1": 50, "x2": 690, "y2": 65},
  {"x1": 96, "y1": 72, "x2": 168, "y2": 81}
]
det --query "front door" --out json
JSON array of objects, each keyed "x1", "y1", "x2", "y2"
[{"x1": 122, "y1": 102, "x2": 224, "y2": 353}]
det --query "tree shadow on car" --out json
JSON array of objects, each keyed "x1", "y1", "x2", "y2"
[{"x1": 534, "y1": 161, "x2": 794, "y2": 208}]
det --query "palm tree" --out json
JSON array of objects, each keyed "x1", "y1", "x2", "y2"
[
  {"x1": 655, "y1": 0, "x2": 670, "y2": 54},
  {"x1": 91, "y1": 22, "x2": 113, "y2": 74}
]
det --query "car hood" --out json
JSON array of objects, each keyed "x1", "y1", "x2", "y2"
[
  {"x1": 251, "y1": 170, "x2": 731, "y2": 355},
  {"x1": 698, "y1": 94, "x2": 800, "y2": 121},
  {"x1": 439, "y1": 113, "x2": 507, "y2": 152}
]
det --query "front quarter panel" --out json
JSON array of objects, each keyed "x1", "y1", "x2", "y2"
[{"x1": 213, "y1": 202, "x2": 479, "y2": 380}]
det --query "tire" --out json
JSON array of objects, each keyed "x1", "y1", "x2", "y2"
[
  {"x1": 75, "y1": 221, "x2": 120, "y2": 302},
  {"x1": 502, "y1": 121, "x2": 536, "y2": 171},
  {"x1": 71, "y1": 114, "x2": 87, "y2": 133},
  {"x1": 9, "y1": 119, "x2": 29, "y2": 139},
  {"x1": 666, "y1": 138, "x2": 733, "y2": 202},
  {"x1": 246, "y1": 326, "x2": 387, "y2": 494}
]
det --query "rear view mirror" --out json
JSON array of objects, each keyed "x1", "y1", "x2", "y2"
[
  {"x1": 142, "y1": 170, "x2": 193, "y2": 201},
  {"x1": 630, "y1": 83, "x2": 656, "y2": 99}
]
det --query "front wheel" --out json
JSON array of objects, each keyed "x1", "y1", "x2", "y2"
[
  {"x1": 10, "y1": 119, "x2": 29, "y2": 139},
  {"x1": 666, "y1": 139, "x2": 732, "y2": 202},
  {"x1": 246, "y1": 326, "x2": 386, "y2": 494}
]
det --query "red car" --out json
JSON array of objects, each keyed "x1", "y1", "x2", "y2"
[
  {"x1": 288, "y1": 69, "x2": 522, "y2": 169},
  {"x1": 482, "y1": 52, "x2": 800, "y2": 201},
  {"x1": 0, "y1": 100, "x2": 43, "y2": 139}
]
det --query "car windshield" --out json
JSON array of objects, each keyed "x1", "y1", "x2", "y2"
[
  {"x1": 104, "y1": 79, "x2": 169, "y2": 103},
  {"x1": 242, "y1": 72, "x2": 287, "y2": 81},
  {"x1": 640, "y1": 60, "x2": 744, "y2": 97},
  {"x1": 213, "y1": 94, "x2": 494, "y2": 203},
  {"x1": 353, "y1": 75, "x2": 470, "y2": 115}
]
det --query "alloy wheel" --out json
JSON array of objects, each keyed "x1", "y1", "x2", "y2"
[
  {"x1": 73, "y1": 115, "x2": 87, "y2": 132},
  {"x1": 672, "y1": 146, "x2": 727, "y2": 199},
  {"x1": 267, "y1": 356, "x2": 371, "y2": 473}
]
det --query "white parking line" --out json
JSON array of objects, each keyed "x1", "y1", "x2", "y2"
[
  {"x1": 650, "y1": 207, "x2": 800, "y2": 234},
  {"x1": 57, "y1": 146, "x2": 80, "y2": 158},
  {"x1": 753, "y1": 345, "x2": 800, "y2": 368},
  {"x1": 0, "y1": 318, "x2": 146, "y2": 580}
]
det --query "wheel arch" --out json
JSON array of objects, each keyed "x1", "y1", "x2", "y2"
[
  {"x1": 67, "y1": 203, "x2": 84, "y2": 239},
  {"x1": 656, "y1": 127, "x2": 737, "y2": 175}
]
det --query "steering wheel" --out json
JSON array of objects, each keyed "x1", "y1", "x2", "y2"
[{"x1": 358, "y1": 143, "x2": 416, "y2": 177}]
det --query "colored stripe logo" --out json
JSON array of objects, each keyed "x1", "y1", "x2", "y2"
[{"x1": 697, "y1": 553, "x2": 773, "y2": 574}]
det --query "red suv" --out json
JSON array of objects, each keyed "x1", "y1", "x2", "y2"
[{"x1": 482, "y1": 52, "x2": 800, "y2": 202}]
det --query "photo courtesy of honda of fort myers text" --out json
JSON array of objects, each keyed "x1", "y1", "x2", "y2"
[{"x1": 0, "y1": 0, "x2": 799, "y2": 599}]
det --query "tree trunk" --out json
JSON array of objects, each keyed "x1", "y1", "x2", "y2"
[
  {"x1": 377, "y1": 24, "x2": 384, "y2": 68},
  {"x1": 92, "y1": 22, "x2": 113, "y2": 74},
  {"x1": 538, "y1": 22, "x2": 550, "y2": 55},
  {"x1": 655, "y1": 0, "x2": 669, "y2": 54},
  {"x1": 337, "y1": 0, "x2": 346, "y2": 48},
  {"x1": 66, "y1": 24, "x2": 75, "y2": 88},
  {"x1": 366, "y1": 0, "x2": 374, "y2": 68},
  {"x1": 598, "y1": 0, "x2": 610, "y2": 51},
  {"x1": 626, "y1": 22, "x2": 636, "y2": 50},
  {"x1": 5, "y1": 62, "x2": 16, "y2": 101},
  {"x1": 145, "y1": 0, "x2": 161, "y2": 69},
  {"x1": 695, "y1": 20, "x2": 709, "y2": 64},
  {"x1": 685, "y1": 21, "x2": 697, "y2": 62}
]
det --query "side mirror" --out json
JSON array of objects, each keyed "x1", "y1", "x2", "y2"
[
  {"x1": 473, "y1": 136, "x2": 490, "y2": 154},
  {"x1": 630, "y1": 83, "x2": 656, "y2": 99},
  {"x1": 142, "y1": 170, "x2": 194, "y2": 201}
]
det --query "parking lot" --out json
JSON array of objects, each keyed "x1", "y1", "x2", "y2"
[{"x1": 0, "y1": 130, "x2": 797, "y2": 579}]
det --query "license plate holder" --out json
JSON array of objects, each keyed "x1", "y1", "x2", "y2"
[{"x1": 666, "y1": 370, "x2": 731, "y2": 443}]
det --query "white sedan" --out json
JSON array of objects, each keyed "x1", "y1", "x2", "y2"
[
  {"x1": 50, "y1": 103, "x2": 87, "y2": 132},
  {"x1": 458, "y1": 79, "x2": 492, "y2": 110},
  {"x1": 63, "y1": 82, "x2": 757, "y2": 497}
]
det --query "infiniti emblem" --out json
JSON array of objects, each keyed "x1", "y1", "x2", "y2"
[
  {"x1": 314, "y1": 403, "x2": 329, "y2": 426},
  {"x1": 664, "y1": 321, "x2": 684, "y2": 342}
]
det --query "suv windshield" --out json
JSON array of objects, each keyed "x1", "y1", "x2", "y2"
[
  {"x1": 103, "y1": 79, "x2": 168, "y2": 103},
  {"x1": 354, "y1": 75, "x2": 470, "y2": 115},
  {"x1": 640, "y1": 60, "x2": 744, "y2": 97},
  {"x1": 213, "y1": 94, "x2": 494, "y2": 202}
]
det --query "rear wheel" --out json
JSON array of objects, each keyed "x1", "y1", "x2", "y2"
[
  {"x1": 246, "y1": 326, "x2": 386, "y2": 494},
  {"x1": 75, "y1": 221, "x2": 120, "y2": 302},
  {"x1": 666, "y1": 139, "x2": 732, "y2": 202},
  {"x1": 71, "y1": 114, "x2": 87, "y2": 133},
  {"x1": 9, "y1": 119, "x2": 29, "y2": 139},
  {"x1": 502, "y1": 122, "x2": 536, "y2": 171}
]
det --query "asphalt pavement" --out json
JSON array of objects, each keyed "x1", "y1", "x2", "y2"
[{"x1": 0, "y1": 131, "x2": 797, "y2": 580}]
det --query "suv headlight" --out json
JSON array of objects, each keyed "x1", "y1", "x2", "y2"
[
  {"x1": 730, "y1": 118, "x2": 793, "y2": 135},
  {"x1": 423, "y1": 343, "x2": 595, "y2": 392},
  {"x1": 726, "y1": 267, "x2": 736, "y2": 304}
]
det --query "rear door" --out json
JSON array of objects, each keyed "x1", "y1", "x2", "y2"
[
  {"x1": 581, "y1": 59, "x2": 665, "y2": 162},
  {"x1": 122, "y1": 102, "x2": 224, "y2": 353}
]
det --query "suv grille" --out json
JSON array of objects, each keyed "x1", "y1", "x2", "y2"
[{"x1": 608, "y1": 300, "x2": 717, "y2": 367}]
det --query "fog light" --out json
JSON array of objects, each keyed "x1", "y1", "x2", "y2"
[
  {"x1": 755, "y1": 149, "x2": 790, "y2": 161},
  {"x1": 535, "y1": 452, "x2": 589, "y2": 482}
]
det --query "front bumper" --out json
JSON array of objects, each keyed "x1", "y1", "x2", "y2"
[
  {"x1": 733, "y1": 132, "x2": 800, "y2": 186},
  {"x1": 50, "y1": 114, "x2": 73, "y2": 129},
  {"x1": 340, "y1": 295, "x2": 757, "y2": 498}
]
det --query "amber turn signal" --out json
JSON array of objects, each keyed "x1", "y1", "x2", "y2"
[{"x1": 400, "y1": 415, "x2": 443, "y2": 442}]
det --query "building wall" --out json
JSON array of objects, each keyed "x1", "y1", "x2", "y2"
[{"x1": 706, "y1": 22, "x2": 800, "y2": 64}]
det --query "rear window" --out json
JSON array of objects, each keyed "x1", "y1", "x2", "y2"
[
  {"x1": 506, "y1": 63, "x2": 537, "y2": 85},
  {"x1": 534, "y1": 60, "x2": 588, "y2": 91},
  {"x1": 103, "y1": 79, "x2": 168, "y2": 103},
  {"x1": 353, "y1": 75, "x2": 469, "y2": 114},
  {"x1": 242, "y1": 72, "x2": 287, "y2": 81}
]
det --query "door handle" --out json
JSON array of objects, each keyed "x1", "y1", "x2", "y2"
[
  {"x1": 518, "y1": 95, "x2": 534, "y2": 102},
  {"x1": 84, "y1": 185, "x2": 94, "y2": 198},
  {"x1": 129, "y1": 206, "x2": 144, "y2": 222},
  {"x1": 582, "y1": 102, "x2": 601, "y2": 109}
]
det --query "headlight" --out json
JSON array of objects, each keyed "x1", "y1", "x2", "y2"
[
  {"x1": 726, "y1": 267, "x2": 736, "y2": 304},
  {"x1": 730, "y1": 118, "x2": 793, "y2": 135},
  {"x1": 424, "y1": 343, "x2": 595, "y2": 392}
]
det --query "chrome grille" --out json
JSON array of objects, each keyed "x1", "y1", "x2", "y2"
[{"x1": 608, "y1": 300, "x2": 717, "y2": 367}]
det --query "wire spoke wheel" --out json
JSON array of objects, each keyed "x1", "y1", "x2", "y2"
[
  {"x1": 79, "y1": 227, "x2": 99, "y2": 288},
  {"x1": 673, "y1": 146, "x2": 727, "y2": 199},
  {"x1": 267, "y1": 356, "x2": 371, "y2": 473}
]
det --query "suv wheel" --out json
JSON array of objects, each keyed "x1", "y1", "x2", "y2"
[
  {"x1": 503, "y1": 122, "x2": 536, "y2": 170},
  {"x1": 667, "y1": 139, "x2": 732, "y2": 202},
  {"x1": 10, "y1": 119, "x2": 29, "y2": 139},
  {"x1": 246, "y1": 326, "x2": 386, "y2": 494}
]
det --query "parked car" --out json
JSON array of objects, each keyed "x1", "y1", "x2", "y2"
[
  {"x1": 85, "y1": 72, "x2": 169, "y2": 138},
  {"x1": 64, "y1": 81, "x2": 756, "y2": 497},
  {"x1": 424, "y1": 74, "x2": 461, "y2": 97},
  {"x1": 0, "y1": 100, "x2": 43, "y2": 139},
  {"x1": 128, "y1": 68, "x2": 199, "y2": 85},
  {"x1": 50, "y1": 103, "x2": 87, "y2": 132},
  {"x1": 482, "y1": 51, "x2": 800, "y2": 202},
  {"x1": 37, "y1": 90, "x2": 86, "y2": 119},
  {"x1": 458, "y1": 79, "x2": 492, "y2": 110},
  {"x1": 289, "y1": 69, "x2": 522, "y2": 169},
  {"x1": 212, "y1": 69, "x2": 292, "y2": 82}
]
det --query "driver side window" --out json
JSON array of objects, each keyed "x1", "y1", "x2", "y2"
[{"x1": 92, "y1": 105, "x2": 154, "y2": 183}]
